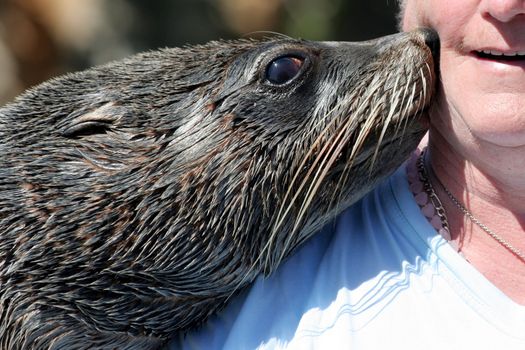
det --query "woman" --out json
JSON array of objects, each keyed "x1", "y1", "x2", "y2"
[
  {"x1": 403, "y1": 0, "x2": 525, "y2": 303},
  {"x1": 172, "y1": 1, "x2": 525, "y2": 348}
]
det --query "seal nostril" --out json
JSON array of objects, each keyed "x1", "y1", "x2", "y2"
[{"x1": 420, "y1": 28, "x2": 440, "y2": 60}]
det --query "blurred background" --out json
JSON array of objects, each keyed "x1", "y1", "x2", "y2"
[{"x1": 0, "y1": 0, "x2": 400, "y2": 106}]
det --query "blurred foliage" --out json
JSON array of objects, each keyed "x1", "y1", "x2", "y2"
[{"x1": 0, "y1": 0, "x2": 400, "y2": 105}]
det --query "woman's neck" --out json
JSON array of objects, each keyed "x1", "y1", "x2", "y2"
[{"x1": 427, "y1": 127, "x2": 525, "y2": 304}]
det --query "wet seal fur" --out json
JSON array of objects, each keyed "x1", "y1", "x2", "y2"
[{"x1": 0, "y1": 29, "x2": 438, "y2": 349}]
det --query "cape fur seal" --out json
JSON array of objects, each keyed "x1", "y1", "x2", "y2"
[{"x1": 0, "y1": 28, "x2": 438, "y2": 349}]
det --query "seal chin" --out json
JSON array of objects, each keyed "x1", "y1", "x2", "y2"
[{"x1": 416, "y1": 111, "x2": 431, "y2": 129}]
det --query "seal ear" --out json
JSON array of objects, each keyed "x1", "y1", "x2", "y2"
[{"x1": 61, "y1": 102, "x2": 125, "y2": 138}]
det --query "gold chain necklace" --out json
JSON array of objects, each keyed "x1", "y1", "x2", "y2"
[{"x1": 416, "y1": 150, "x2": 525, "y2": 263}]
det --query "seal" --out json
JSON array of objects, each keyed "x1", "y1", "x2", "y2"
[{"x1": 0, "y1": 28, "x2": 438, "y2": 349}]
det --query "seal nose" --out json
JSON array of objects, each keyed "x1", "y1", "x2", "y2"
[{"x1": 419, "y1": 28, "x2": 440, "y2": 60}]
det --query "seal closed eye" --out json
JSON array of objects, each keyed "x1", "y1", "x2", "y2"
[{"x1": 0, "y1": 29, "x2": 438, "y2": 349}]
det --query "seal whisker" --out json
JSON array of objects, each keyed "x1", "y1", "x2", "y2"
[
  {"x1": 421, "y1": 63, "x2": 432, "y2": 110},
  {"x1": 246, "y1": 106, "x2": 344, "y2": 276},
  {"x1": 272, "y1": 80, "x2": 385, "y2": 266},
  {"x1": 394, "y1": 67, "x2": 416, "y2": 140},
  {"x1": 286, "y1": 75, "x2": 384, "y2": 252},
  {"x1": 370, "y1": 71, "x2": 402, "y2": 169},
  {"x1": 278, "y1": 107, "x2": 356, "y2": 264},
  {"x1": 326, "y1": 72, "x2": 389, "y2": 211},
  {"x1": 267, "y1": 101, "x2": 346, "y2": 254},
  {"x1": 348, "y1": 93, "x2": 379, "y2": 162},
  {"x1": 267, "y1": 121, "x2": 344, "y2": 270},
  {"x1": 392, "y1": 65, "x2": 411, "y2": 133},
  {"x1": 242, "y1": 31, "x2": 293, "y2": 40}
]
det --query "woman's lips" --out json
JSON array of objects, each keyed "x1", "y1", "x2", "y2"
[
  {"x1": 469, "y1": 48, "x2": 525, "y2": 70},
  {"x1": 469, "y1": 48, "x2": 525, "y2": 72},
  {"x1": 475, "y1": 49, "x2": 525, "y2": 61}
]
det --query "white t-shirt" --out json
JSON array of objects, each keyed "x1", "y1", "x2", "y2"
[{"x1": 170, "y1": 165, "x2": 525, "y2": 349}]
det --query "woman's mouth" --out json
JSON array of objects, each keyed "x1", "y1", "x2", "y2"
[{"x1": 474, "y1": 49, "x2": 525, "y2": 62}]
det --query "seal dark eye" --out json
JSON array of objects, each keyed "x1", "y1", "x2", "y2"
[{"x1": 265, "y1": 56, "x2": 305, "y2": 85}]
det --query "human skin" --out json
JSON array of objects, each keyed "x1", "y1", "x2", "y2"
[{"x1": 401, "y1": 0, "x2": 525, "y2": 304}]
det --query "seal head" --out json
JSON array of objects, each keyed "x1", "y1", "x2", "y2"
[{"x1": 0, "y1": 29, "x2": 437, "y2": 349}]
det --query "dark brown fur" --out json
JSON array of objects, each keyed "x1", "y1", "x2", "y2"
[{"x1": 0, "y1": 29, "x2": 437, "y2": 349}]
